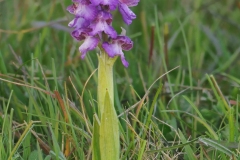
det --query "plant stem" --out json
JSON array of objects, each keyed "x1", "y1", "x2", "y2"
[
  {"x1": 95, "y1": 51, "x2": 119, "y2": 160},
  {"x1": 97, "y1": 51, "x2": 117, "y2": 117}
]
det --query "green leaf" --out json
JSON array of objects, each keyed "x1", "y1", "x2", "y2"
[
  {"x1": 199, "y1": 138, "x2": 237, "y2": 157},
  {"x1": 178, "y1": 129, "x2": 197, "y2": 160},
  {"x1": 28, "y1": 150, "x2": 38, "y2": 160},
  {"x1": 0, "y1": 51, "x2": 7, "y2": 74},
  {"x1": 138, "y1": 139, "x2": 147, "y2": 160},
  {"x1": 92, "y1": 114, "x2": 101, "y2": 160},
  {"x1": 99, "y1": 91, "x2": 119, "y2": 160},
  {"x1": 147, "y1": 138, "x2": 199, "y2": 153},
  {"x1": 44, "y1": 155, "x2": 52, "y2": 160},
  {"x1": 48, "y1": 126, "x2": 66, "y2": 160}
]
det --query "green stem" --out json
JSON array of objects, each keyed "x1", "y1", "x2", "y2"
[
  {"x1": 97, "y1": 51, "x2": 117, "y2": 117},
  {"x1": 95, "y1": 51, "x2": 119, "y2": 160}
]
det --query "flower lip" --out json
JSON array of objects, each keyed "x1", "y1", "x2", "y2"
[
  {"x1": 115, "y1": 36, "x2": 133, "y2": 50},
  {"x1": 71, "y1": 28, "x2": 92, "y2": 41},
  {"x1": 102, "y1": 35, "x2": 133, "y2": 67}
]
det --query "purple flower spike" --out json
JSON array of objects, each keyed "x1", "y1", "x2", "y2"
[
  {"x1": 67, "y1": 0, "x2": 139, "y2": 66},
  {"x1": 102, "y1": 36, "x2": 133, "y2": 67},
  {"x1": 118, "y1": 0, "x2": 139, "y2": 25}
]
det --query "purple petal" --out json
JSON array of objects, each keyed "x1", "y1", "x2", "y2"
[
  {"x1": 120, "y1": 55, "x2": 129, "y2": 67},
  {"x1": 90, "y1": 0, "x2": 118, "y2": 10},
  {"x1": 71, "y1": 28, "x2": 92, "y2": 41},
  {"x1": 102, "y1": 42, "x2": 119, "y2": 57},
  {"x1": 67, "y1": 3, "x2": 98, "y2": 21},
  {"x1": 119, "y1": 0, "x2": 140, "y2": 7},
  {"x1": 119, "y1": 3, "x2": 136, "y2": 25},
  {"x1": 68, "y1": 17, "x2": 90, "y2": 29},
  {"x1": 75, "y1": 4, "x2": 98, "y2": 20},
  {"x1": 89, "y1": 11, "x2": 117, "y2": 38},
  {"x1": 73, "y1": 0, "x2": 90, "y2": 4},
  {"x1": 102, "y1": 35, "x2": 133, "y2": 67},
  {"x1": 115, "y1": 36, "x2": 133, "y2": 50},
  {"x1": 79, "y1": 36, "x2": 99, "y2": 58},
  {"x1": 66, "y1": 4, "x2": 76, "y2": 14},
  {"x1": 90, "y1": 22, "x2": 117, "y2": 38},
  {"x1": 102, "y1": 42, "x2": 129, "y2": 67}
]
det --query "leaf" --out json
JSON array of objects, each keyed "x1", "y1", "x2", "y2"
[
  {"x1": 199, "y1": 138, "x2": 237, "y2": 157},
  {"x1": 44, "y1": 155, "x2": 52, "y2": 160},
  {"x1": 178, "y1": 129, "x2": 197, "y2": 160},
  {"x1": 92, "y1": 114, "x2": 101, "y2": 160},
  {"x1": 48, "y1": 126, "x2": 66, "y2": 160},
  {"x1": 28, "y1": 150, "x2": 38, "y2": 160},
  {"x1": 99, "y1": 91, "x2": 119, "y2": 160}
]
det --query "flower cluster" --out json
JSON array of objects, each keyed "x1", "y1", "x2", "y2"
[{"x1": 67, "y1": 0, "x2": 139, "y2": 67}]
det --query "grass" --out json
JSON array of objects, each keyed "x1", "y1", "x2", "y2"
[{"x1": 1, "y1": 0, "x2": 240, "y2": 159}]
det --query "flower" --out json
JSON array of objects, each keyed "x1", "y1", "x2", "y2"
[
  {"x1": 89, "y1": 11, "x2": 117, "y2": 38},
  {"x1": 102, "y1": 36, "x2": 133, "y2": 67},
  {"x1": 67, "y1": 0, "x2": 139, "y2": 67},
  {"x1": 80, "y1": 36, "x2": 99, "y2": 58},
  {"x1": 67, "y1": 1, "x2": 98, "y2": 21}
]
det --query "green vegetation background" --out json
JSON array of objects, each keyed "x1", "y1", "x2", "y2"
[{"x1": 0, "y1": 0, "x2": 240, "y2": 159}]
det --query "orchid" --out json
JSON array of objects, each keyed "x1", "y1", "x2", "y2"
[
  {"x1": 67, "y1": 0, "x2": 139, "y2": 67},
  {"x1": 67, "y1": 0, "x2": 139, "y2": 159}
]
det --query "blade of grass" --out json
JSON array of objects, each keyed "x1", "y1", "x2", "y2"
[
  {"x1": 162, "y1": 110, "x2": 218, "y2": 139},
  {"x1": 178, "y1": 129, "x2": 197, "y2": 160},
  {"x1": 137, "y1": 139, "x2": 147, "y2": 160},
  {"x1": 207, "y1": 74, "x2": 235, "y2": 142},
  {"x1": 142, "y1": 83, "x2": 162, "y2": 140},
  {"x1": 199, "y1": 138, "x2": 236, "y2": 157},
  {"x1": 0, "y1": 51, "x2": 7, "y2": 74},
  {"x1": 92, "y1": 114, "x2": 101, "y2": 160},
  {"x1": 8, "y1": 121, "x2": 34, "y2": 160},
  {"x1": 147, "y1": 137, "x2": 199, "y2": 153}
]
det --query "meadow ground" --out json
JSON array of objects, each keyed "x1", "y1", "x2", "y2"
[{"x1": 0, "y1": 0, "x2": 240, "y2": 159}]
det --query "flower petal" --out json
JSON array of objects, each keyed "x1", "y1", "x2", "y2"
[
  {"x1": 71, "y1": 28, "x2": 92, "y2": 41},
  {"x1": 79, "y1": 36, "x2": 99, "y2": 58},
  {"x1": 119, "y1": 0, "x2": 140, "y2": 7},
  {"x1": 90, "y1": 0, "x2": 118, "y2": 10},
  {"x1": 66, "y1": 4, "x2": 76, "y2": 14},
  {"x1": 75, "y1": 4, "x2": 98, "y2": 20},
  {"x1": 115, "y1": 36, "x2": 133, "y2": 50},
  {"x1": 89, "y1": 11, "x2": 117, "y2": 38},
  {"x1": 68, "y1": 17, "x2": 90, "y2": 29},
  {"x1": 67, "y1": 3, "x2": 98, "y2": 21},
  {"x1": 102, "y1": 42, "x2": 129, "y2": 67},
  {"x1": 118, "y1": 3, "x2": 136, "y2": 25},
  {"x1": 120, "y1": 55, "x2": 129, "y2": 67},
  {"x1": 102, "y1": 42, "x2": 119, "y2": 57},
  {"x1": 72, "y1": 0, "x2": 90, "y2": 4}
]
